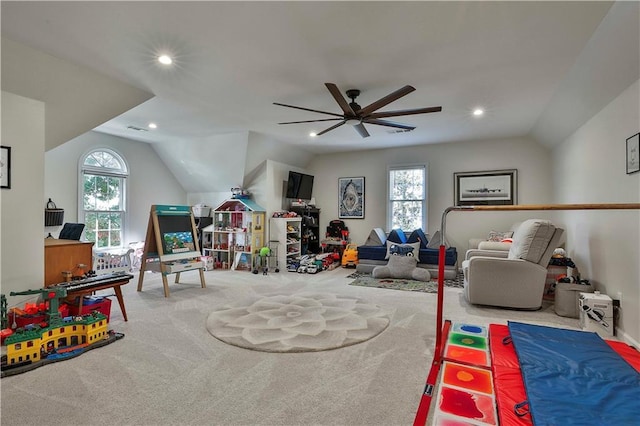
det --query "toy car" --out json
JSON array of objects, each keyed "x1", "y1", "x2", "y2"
[
  {"x1": 297, "y1": 265, "x2": 307, "y2": 273},
  {"x1": 306, "y1": 264, "x2": 319, "y2": 274},
  {"x1": 287, "y1": 262, "x2": 299, "y2": 272},
  {"x1": 341, "y1": 244, "x2": 358, "y2": 267}
]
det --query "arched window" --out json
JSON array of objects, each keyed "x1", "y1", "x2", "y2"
[{"x1": 80, "y1": 149, "x2": 128, "y2": 249}]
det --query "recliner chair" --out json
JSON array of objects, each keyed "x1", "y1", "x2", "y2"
[{"x1": 462, "y1": 219, "x2": 564, "y2": 310}]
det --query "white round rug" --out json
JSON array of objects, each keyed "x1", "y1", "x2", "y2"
[{"x1": 206, "y1": 291, "x2": 390, "y2": 352}]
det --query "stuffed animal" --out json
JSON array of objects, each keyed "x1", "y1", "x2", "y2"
[
  {"x1": 372, "y1": 251, "x2": 430, "y2": 282},
  {"x1": 552, "y1": 248, "x2": 567, "y2": 258}
]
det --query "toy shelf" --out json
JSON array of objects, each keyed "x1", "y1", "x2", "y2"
[{"x1": 270, "y1": 217, "x2": 302, "y2": 269}]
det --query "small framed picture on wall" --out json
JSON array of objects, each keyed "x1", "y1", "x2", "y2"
[
  {"x1": 338, "y1": 177, "x2": 365, "y2": 219},
  {"x1": 1, "y1": 146, "x2": 11, "y2": 189},
  {"x1": 626, "y1": 133, "x2": 639, "y2": 174}
]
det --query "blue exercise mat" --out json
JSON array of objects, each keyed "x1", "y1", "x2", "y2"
[{"x1": 508, "y1": 321, "x2": 640, "y2": 425}]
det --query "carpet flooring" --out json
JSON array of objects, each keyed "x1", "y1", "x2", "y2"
[
  {"x1": 0, "y1": 267, "x2": 581, "y2": 426},
  {"x1": 347, "y1": 271, "x2": 464, "y2": 293}
]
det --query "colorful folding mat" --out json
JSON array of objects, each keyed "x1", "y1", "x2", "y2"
[
  {"x1": 430, "y1": 322, "x2": 640, "y2": 426},
  {"x1": 507, "y1": 321, "x2": 640, "y2": 425}
]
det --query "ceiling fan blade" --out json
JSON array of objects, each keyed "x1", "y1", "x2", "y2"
[
  {"x1": 358, "y1": 85, "x2": 416, "y2": 116},
  {"x1": 353, "y1": 123, "x2": 370, "y2": 138},
  {"x1": 316, "y1": 121, "x2": 346, "y2": 136},
  {"x1": 273, "y1": 102, "x2": 344, "y2": 118},
  {"x1": 325, "y1": 83, "x2": 355, "y2": 116},
  {"x1": 364, "y1": 118, "x2": 415, "y2": 130},
  {"x1": 278, "y1": 118, "x2": 342, "y2": 125},
  {"x1": 368, "y1": 106, "x2": 442, "y2": 119}
]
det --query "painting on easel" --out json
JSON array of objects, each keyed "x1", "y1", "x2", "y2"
[{"x1": 137, "y1": 205, "x2": 206, "y2": 297}]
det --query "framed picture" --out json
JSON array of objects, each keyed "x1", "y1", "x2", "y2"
[
  {"x1": 626, "y1": 132, "x2": 639, "y2": 174},
  {"x1": 454, "y1": 169, "x2": 517, "y2": 206},
  {"x1": 1, "y1": 146, "x2": 11, "y2": 189},
  {"x1": 338, "y1": 177, "x2": 365, "y2": 219}
]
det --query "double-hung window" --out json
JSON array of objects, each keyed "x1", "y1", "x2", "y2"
[
  {"x1": 80, "y1": 149, "x2": 128, "y2": 249},
  {"x1": 388, "y1": 165, "x2": 427, "y2": 231}
]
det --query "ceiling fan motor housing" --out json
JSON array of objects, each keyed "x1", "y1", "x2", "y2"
[
  {"x1": 346, "y1": 89, "x2": 361, "y2": 112},
  {"x1": 274, "y1": 83, "x2": 441, "y2": 138}
]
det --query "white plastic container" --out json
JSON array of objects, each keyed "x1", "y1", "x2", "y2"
[
  {"x1": 192, "y1": 205, "x2": 211, "y2": 217},
  {"x1": 579, "y1": 292, "x2": 613, "y2": 337}
]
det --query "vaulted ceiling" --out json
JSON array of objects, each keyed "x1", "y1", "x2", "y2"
[{"x1": 2, "y1": 2, "x2": 638, "y2": 192}]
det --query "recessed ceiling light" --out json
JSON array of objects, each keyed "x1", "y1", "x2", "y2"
[
  {"x1": 158, "y1": 55, "x2": 173, "y2": 65},
  {"x1": 309, "y1": 132, "x2": 317, "y2": 137},
  {"x1": 473, "y1": 108, "x2": 484, "y2": 116},
  {"x1": 148, "y1": 123, "x2": 157, "y2": 129}
]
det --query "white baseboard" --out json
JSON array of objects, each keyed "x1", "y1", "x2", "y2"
[{"x1": 616, "y1": 327, "x2": 640, "y2": 349}]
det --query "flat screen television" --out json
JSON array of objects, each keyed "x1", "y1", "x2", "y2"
[{"x1": 286, "y1": 171, "x2": 314, "y2": 200}]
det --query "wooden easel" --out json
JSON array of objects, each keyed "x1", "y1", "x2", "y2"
[{"x1": 137, "y1": 205, "x2": 206, "y2": 297}]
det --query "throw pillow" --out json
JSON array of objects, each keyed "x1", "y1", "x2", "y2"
[
  {"x1": 407, "y1": 228, "x2": 429, "y2": 249},
  {"x1": 364, "y1": 228, "x2": 387, "y2": 246},
  {"x1": 387, "y1": 228, "x2": 407, "y2": 244},
  {"x1": 488, "y1": 230, "x2": 514, "y2": 242},
  {"x1": 384, "y1": 240, "x2": 420, "y2": 259},
  {"x1": 426, "y1": 230, "x2": 450, "y2": 249}
]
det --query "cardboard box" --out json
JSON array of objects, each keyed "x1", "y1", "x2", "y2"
[{"x1": 579, "y1": 292, "x2": 613, "y2": 337}]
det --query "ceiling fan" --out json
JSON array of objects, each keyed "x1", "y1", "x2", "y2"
[{"x1": 274, "y1": 83, "x2": 442, "y2": 138}]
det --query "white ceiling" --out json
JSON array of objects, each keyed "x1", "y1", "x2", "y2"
[{"x1": 3, "y1": 1, "x2": 638, "y2": 157}]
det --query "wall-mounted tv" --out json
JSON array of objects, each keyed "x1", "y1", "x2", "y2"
[{"x1": 286, "y1": 171, "x2": 314, "y2": 200}]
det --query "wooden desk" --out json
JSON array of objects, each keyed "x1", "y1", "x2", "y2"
[{"x1": 44, "y1": 239, "x2": 94, "y2": 286}]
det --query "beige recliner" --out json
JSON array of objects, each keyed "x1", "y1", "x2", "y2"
[{"x1": 462, "y1": 219, "x2": 564, "y2": 310}]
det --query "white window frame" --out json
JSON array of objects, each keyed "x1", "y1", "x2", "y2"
[
  {"x1": 78, "y1": 148, "x2": 128, "y2": 250},
  {"x1": 387, "y1": 164, "x2": 428, "y2": 232}
]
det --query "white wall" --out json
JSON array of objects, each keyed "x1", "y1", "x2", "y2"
[
  {"x1": 1, "y1": 91, "x2": 45, "y2": 302},
  {"x1": 44, "y1": 131, "x2": 187, "y2": 245},
  {"x1": 2, "y1": 37, "x2": 153, "y2": 151},
  {"x1": 308, "y1": 136, "x2": 554, "y2": 250},
  {"x1": 552, "y1": 79, "x2": 640, "y2": 345},
  {"x1": 154, "y1": 132, "x2": 249, "y2": 194}
]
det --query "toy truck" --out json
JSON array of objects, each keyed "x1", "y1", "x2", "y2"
[{"x1": 341, "y1": 244, "x2": 358, "y2": 268}]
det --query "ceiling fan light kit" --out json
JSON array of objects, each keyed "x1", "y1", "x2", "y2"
[{"x1": 274, "y1": 83, "x2": 442, "y2": 138}]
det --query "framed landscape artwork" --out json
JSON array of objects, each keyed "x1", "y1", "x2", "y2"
[
  {"x1": 338, "y1": 177, "x2": 365, "y2": 219},
  {"x1": 454, "y1": 169, "x2": 517, "y2": 206},
  {"x1": 626, "y1": 133, "x2": 639, "y2": 174}
]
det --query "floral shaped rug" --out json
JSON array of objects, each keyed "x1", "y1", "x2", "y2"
[{"x1": 206, "y1": 291, "x2": 390, "y2": 352}]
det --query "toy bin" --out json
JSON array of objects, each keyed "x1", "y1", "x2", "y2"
[
  {"x1": 69, "y1": 296, "x2": 112, "y2": 321},
  {"x1": 554, "y1": 281, "x2": 593, "y2": 318},
  {"x1": 11, "y1": 303, "x2": 70, "y2": 328},
  {"x1": 13, "y1": 312, "x2": 46, "y2": 328}
]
